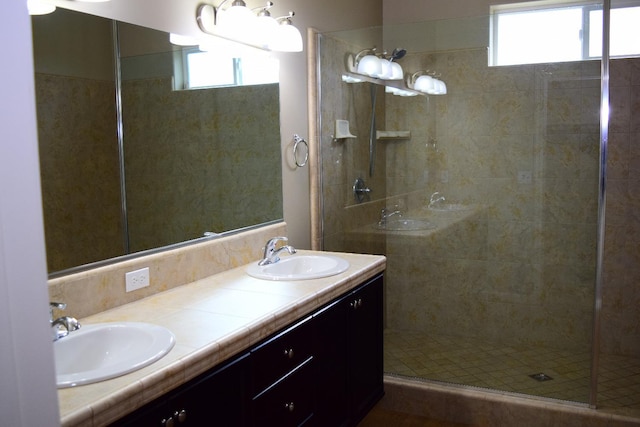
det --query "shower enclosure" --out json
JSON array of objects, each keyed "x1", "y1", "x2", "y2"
[{"x1": 314, "y1": 1, "x2": 640, "y2": 413}]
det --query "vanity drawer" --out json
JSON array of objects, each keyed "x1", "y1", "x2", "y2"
[
  {"x1": 251, "y1": 357, "x2": 315, "y2": 427},
  {"x1": 250, "y1": 315, "x2": 315, "y2": 395}
]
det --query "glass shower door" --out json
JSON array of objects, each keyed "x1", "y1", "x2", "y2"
[{"x1": 317, "y1": 10, "x2": 603, "y2": 406}]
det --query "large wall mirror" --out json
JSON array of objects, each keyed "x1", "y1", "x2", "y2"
[{"x1": 32, "y1": 7, "x2": 283, "y2": 276}]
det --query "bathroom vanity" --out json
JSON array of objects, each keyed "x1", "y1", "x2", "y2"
[{"x1": 56, "y1": 251, "x2": 385, "y2": 427}]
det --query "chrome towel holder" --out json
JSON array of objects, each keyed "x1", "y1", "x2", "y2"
[{"x1": 293, "y1": 134, "x2": 308, "y2": 167}]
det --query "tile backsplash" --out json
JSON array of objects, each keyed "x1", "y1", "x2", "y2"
[{"x1": 48, "y1": 222, "x2": 287, "y2": 319}]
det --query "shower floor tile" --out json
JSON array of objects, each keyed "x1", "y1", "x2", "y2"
[{"x1": 384, "y1": 328, "x2": 640, "y2": 415}]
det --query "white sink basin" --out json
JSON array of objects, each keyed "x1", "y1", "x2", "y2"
[
  {"x1": 246, "y1": 254, "x2": 350, "y2": 281},
  {"x1": 54, "y1": 322, "x2": 175, "y2": 388},
  {"x1": 375, "y1": 218, "x2": 436, "y2": 231},
  {"x1": 427, "y1": 203, "x2": 470, "y2": 212}
]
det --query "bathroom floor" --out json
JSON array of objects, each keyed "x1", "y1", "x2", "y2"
[
  {"x1": 359, "y1": 406, "x2": 473, "y2": 427},
  {"x1": 384, "y1": 328, "x2": 640, "y2": 417}
]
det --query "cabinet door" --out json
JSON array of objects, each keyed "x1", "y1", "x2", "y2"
[
  {"x1": 347, "y1": 274, "x2": 384, "y2": 424},
  {"x1": 250, "y1": 315, "x2": 315, "y2": 396},
  {"x1": 250, "y1": 357, "x2": 316, "y2": 427},
  {"x1": 110, "y1": 353, "x2": 249, "y2": 427},
  {"x1": 313, "y1": 273, "x2": 384, "y2": 427},
  {"x1": 168, "y1": 353, "x2": 249, "y2": 427},
  {"x1": 313, "y1": 297, "x2": 349, "y2": 427},
  {"x1": 109, "y1": 397, "x2": 166, "y2": 427}
]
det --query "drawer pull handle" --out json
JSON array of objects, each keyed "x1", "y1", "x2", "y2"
[
  {"x1": 284, "y1": 348, "x2": 294, "y2": 359},
  {"x1": 285, "y1": 402, "x2": 295, "y2": 412},
  {"x1": 162, "y1": 417, "x2": 175, "y2": 427},
  {"x1": 175, "y1": 409, "x2": 187, "y2": 423},
  {"x1": 350, "y1": 298, "x2": 363, "y2": 309}
]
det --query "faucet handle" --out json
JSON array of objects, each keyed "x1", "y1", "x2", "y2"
[
  {"x1": 265, "y1": 236, "x2": 288, "y2": 250},
  {"x1": 50, "y1": 302, "x2": 66, "y2": 310},
  {"x1": 49, "y1": 301, "x2": 67, "y2": 322}
]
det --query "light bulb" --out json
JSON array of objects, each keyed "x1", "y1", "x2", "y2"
[
  {"x1": 269, "y1": 20, "x2": 303, "y2": 52},
  {"x1": 389, "y1": 62, "x2": 403, "y2": 80},
  {"x1": 252, "y1": 14, "x2": 278, "y2": 48},
  {"x1": 414, "y1": 75, "x2": 435, "y2": 93},
  {"x1": 170, "y1": 33, "x2": 199, "y2": 46},
  {"x1": 28, "y1": 0, "x2": 55, "y2": 15},
  {"x1": 357, "y1": 55, "x2": 382, "y2": 77},
  {"x1": 217, "y1": 1, "x2": 256, "y2": 42},
  {"x1": 379, "y1": 58, "x2": 391, "y2": 79},
  {"x1": 437, "y1": 80, "x2": 447, "y2": 94}
]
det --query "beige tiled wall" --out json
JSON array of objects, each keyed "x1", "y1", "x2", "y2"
[
  {"x1": 382, "y1": 50, "x2": 600, "y2": 352},
  {"x1": 35, "y1": 73, "x2": 124, "y2": 272},
  {"x1": 122, "y1": 77, "x2": 282, "y2": 253},
  {"x1": 320, "y1": 39, "x2": 640, "y2": 358},
  {"x1": 601, "y1": 58, "x2": 640, "y2": 357},
  {"x1": 48, "y1": 222, "x2": 287, "y2": 319}
]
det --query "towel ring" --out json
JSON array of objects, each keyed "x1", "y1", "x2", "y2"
[{"x1": 293, "y1": 134, "x2": 308, "y2": 168}]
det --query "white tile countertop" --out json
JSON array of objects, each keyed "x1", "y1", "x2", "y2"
[{"x1": 57, "y1": 250, "x2": 386, "y2": 426}]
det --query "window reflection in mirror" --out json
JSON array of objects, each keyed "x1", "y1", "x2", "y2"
[
  {"x1": 32, "y1": 8, "x2": 283, "y2": 275},
  {"x1": 179, "y1": 48, "x2": 279, "y2": 89}
]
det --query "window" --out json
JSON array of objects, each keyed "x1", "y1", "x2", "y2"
[
  {"x1": 173, "y1": 47, "x2": 279, "y2": 90},
  {"x1": 490, "y1": 0, "x2": 640, "y2": 66}
]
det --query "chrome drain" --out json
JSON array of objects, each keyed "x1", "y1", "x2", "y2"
[{"x1": 529, "y1": 373, "x2": 553, "y2": 382}]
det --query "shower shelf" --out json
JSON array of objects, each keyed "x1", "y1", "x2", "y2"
[
  {"x1": 377, "y1": 131, "x2": 411, "y2": 140},
  {"x1": 342, "y1": 72, "x2": 427, "y2": 97}
]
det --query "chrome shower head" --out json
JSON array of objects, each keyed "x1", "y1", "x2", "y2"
[{"x1": 389, "y1": 48, "x2": 406, "y2": 62}]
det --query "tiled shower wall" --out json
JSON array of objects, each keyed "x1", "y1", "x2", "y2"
[
  {"x1": 36, "y1": 73, "x2": 123, "y2": 273},
  {"x1": 122, "y1": 76, "x2": 282, "y2": 253},
  {"x1": 602, "y1": 58, "x2": 640, "y2": 357},
  {"x1": 384, "y1": 50, "x2": 600, "y2": 352},
  {"x1": 321, "y1": 31, "x2": 640, "y2": 358}
]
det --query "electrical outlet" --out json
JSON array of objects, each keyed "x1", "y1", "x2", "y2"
[
  {"x1": 440, "y1": 170, "x2": 449, "y2": 183},
  {"x1": 125, "y1": 267, "x2": 150, "y2": 292},
  {"x1": 517, "y1": 171, "x2": 532, "y2": 184}
]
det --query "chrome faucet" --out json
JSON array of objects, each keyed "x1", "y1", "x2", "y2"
[
  {"x1": 429, "y1": 192, "x2": 445, "y2": 208},
  {"x1": 50, "y1": 302, "x2": 81, "y2": 342},
  {"x1": 258, "y1": 236, "x2": 297, "y2": 266},
  {"x1": 379, "y1": 205, "x2": 402, "y2": 226}
]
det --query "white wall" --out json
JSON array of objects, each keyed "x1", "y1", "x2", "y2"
[
  {"x1": 0, "y1": 1, "x2": 60, "y2": 425},
  {"x1": 383, "y1": 0, "x2": 521, "y2": 24}
]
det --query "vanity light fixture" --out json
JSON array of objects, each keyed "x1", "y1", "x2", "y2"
[
  {"x1": 251, "y1": 1, "x2": 278, "y2": 47},
  {"x1": 351, "y1": 48, "x2": 382, "y2": 77},
  {"x1": 388, "y1": 60, "x2": 404, "y2": 80},
  {"x1": 28, "y1": 0, "x2": 111, "y2": 15},
  {"x1": 347, "y1": 48, "x2": 404, "y2": 80},
  {"x1": 216, "y1": 0, "x2": 256, "y2": 42},
  {"x1": 169, "y1": 33, "x2": 199, "y2": 46},
  {"x1": 28, "y1": 0, "x2": 56, "y2": 15},
  {"x1": 196, "y1": 1, "x2": 303, "y2": 52},
  {"x1": 269, "y1": 11, "x2": 303, "y2": 52},
  {"x1": 385, "y1": 86, "x2": 417, "y2": 97},
  {"x1": 408, "y1": 70, "x2": 447, "y2": 95}
]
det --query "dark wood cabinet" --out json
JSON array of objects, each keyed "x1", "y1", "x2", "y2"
[
  {"x1": 346, "y1": 275, "x2": 384, "y2": 423},
  {"x1": 110, "y1": 273, "x2": 383, "y2": 427},
  {"x1": 314, "y1": 274, "x2": 384, "y2": 427},
  {"x1": 112, "y1": 353, "x2": 249, "y2": 427},
  {"x1": 250, "y1": 356, "x2": 316, "y2": 426}
]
